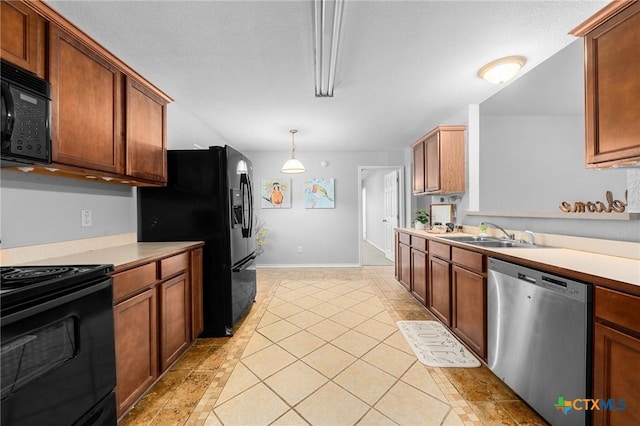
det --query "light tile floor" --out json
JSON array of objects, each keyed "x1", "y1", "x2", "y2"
[{"x1": 120, "y1": 266, "x2": 547, "y2": 425}]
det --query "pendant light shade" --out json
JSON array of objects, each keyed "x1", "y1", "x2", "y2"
[{"x1": 281, "y1": 129, "x2": 306, "y2": 174}]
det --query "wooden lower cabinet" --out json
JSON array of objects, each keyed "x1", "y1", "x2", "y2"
[
  {"x1": 452, "y1": 265, "x2": 486, "y2": 358},
  {"x1": 593, "y1": 323, "x2": 640, "y2": 425},
  {"x1": 159, "y1": 272, "x2": 190, "y2": 371},
  {"x1": 411, "y1": 248, "x2": 427, "y2": 305},
  {"x1": 428, "y1": 254, "x2": 451, "y2": 325},
  {"x1": 398, "y1": 242, "x2": 411, "y2": 291},
  {"x1": 113, "y1": 287, "x2": 158, "y2": 417},
  {"x1": 190, "y1": 248, "x2": 204, "y2": 339}
]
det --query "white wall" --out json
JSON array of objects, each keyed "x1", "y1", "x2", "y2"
[
  {"x1": 0, "y1": 170, "x2": 136, "y2": 248},
  {"x1": 246, "y1": 149, "x2": 404, "y2": 266}
]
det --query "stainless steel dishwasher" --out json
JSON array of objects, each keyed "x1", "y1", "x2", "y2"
[{"x1": 487, "y1": 258, "x2": 591, "y2": 426}]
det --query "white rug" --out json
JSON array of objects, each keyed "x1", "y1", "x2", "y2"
[{"x1": 397, "y1": 320, "x2": 480, "y2": 368}]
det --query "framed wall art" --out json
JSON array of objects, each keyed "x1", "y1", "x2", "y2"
[
  {"x1": 305, "y1": 178, "x2": 335, "y2": 209},
  {"x1": 261, "y1": 178, "x2": 291, "y2": 208}
]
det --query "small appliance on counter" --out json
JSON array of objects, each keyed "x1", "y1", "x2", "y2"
[
  {"x1": 138, "y1": 145, "x2": 256, "y2": 337},
  {"x1": 0, "y1": 264, "x2": 117, "y2": 426},
  {"x1": 1, "y1": 60, "x2": 51, "y2": 167}
]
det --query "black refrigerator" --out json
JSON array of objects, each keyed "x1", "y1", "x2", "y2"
[{"x1": 138, "y1": 145, "x2": 256, "y2": 337}]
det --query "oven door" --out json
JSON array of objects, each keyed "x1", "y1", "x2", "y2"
[{"x1": 1, "y1": 277, "x2": 116, "y2": 426}]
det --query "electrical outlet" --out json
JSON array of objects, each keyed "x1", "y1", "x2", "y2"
[
  {"x1": 297, "y1": 246, "x2": 303, "y2": 253},
  {"x1": 81, "y1": 209, "x2": 92, "y2": 227}
]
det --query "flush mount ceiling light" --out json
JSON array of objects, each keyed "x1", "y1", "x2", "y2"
[
  {"x1": 478, "y1": 56, "x2": 527, "y2": 84},
  {"x1": 281, "y1": 129, "x2": 306, "y2": 174},
  {"x1": 313, "y1": 0, "x2": 344, "y2": 97}
]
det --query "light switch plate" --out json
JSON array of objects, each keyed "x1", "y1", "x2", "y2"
[{"x1": 81, "y1": 209, "x2": 92, "y2": 227}]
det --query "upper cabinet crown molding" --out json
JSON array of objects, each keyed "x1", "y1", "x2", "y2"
[
  {"x1": 570, "y1": 0, "x2": 640, "y2": 168},
  {"x1": 412, "y1": 125, "x2": 466, "y2": 195}
]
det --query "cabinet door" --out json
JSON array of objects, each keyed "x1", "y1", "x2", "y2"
[
  {"x1": 49, "y1": 25, "x2": 124, "y2": 173},
  {"x1": 428, "y1": 255, "x2": 451, "y2": 325},
  {"x1": 424, "y1": 133, "x2": 440, "y2": 193},
  {"x1": 583, "y1": 4, "x2": 640, "y2": 167},
  {"x1": 126, "y1": 76, "x2": 167, "y2": 183},
  {"x1": 1, "y1": 1, "x2": 45, "y2": 77},
  {"x1": 113, "y1": 287, "x2": 158, "y2": 417},
  {"x1": 452, "y1": 265, "x2": 486, "y2": 358},
  {"x1": 190, "y1": 248, "x2": 204, "y2": 340},
  {"x1": 411, "y1": 248, "x2": 427, "y2": 305},
  {"x1": 159, "y1": 272, "x2": 190, "y2": 371},
  {"x1": 412, "y1": 141, "x2": 425, "y2": 194},
  {"x1": 593, "y1": 322, "x2": 640, "y2": 425},
  {"x1": 398, "y1": 243, "x2": 411, "y2": 291}
]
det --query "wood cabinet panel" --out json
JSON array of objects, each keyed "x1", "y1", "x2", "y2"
[
  {"x1": 593, "y1": 322, "x2": 640, "y2": 426},
  {"x1": 429, "y1": 241, "x2": 451, "y2": 260},
  {"x1": 411, "y1": 248, "x2": 427, "y2": 305},
  {"x1": 425, "y1": 133, "x2": 440, "y2": 193},
  {"x1": 113, "y1": 287, "x2": 158, "y2": 418},
  {"x1": 572, "y1": 2, "x2": 640, "y2": 167},
  {"x1": 595, "y1": 286, "x2": 640, "y2": 334},
  {"x1": 112, "y1": 262, "x2": 157, "y2": 302},
  {"x1": 0, "y1": 0, "x2": 45, "y2": 77},
  {"x1": 190, "y1": 248, "x2": 204, "y2": 339},
  {"x1": 49, "y1": 24, "x2": 124, "y2": 173},
  {"x1": 452, "y1": 265, "x2": 486, "y2": 358},
  {"x1": 412, "y1": 139, "x2": 425, "y2": 194},
  {"x1": 452, "y1": 247, "x2": 485, "y2": 274},
  {"x1": 398, "y1": 242, "x2": 411, "y2": 291},
  {"x1": 159, "y1": 273, "x2": 190, "y2": 371},
  {"x1": 411, "y1": 235, "x2": 427, "y2": 252},
  {"x1": 428, "y1": 254, "x2": 451, "y2": 325},
  {"x1": 398, "y1": 232, "x2": 411, "y2": 246},
  {"x1": 126, "y1": 76, "x2": 167, "y2": 183},
  {"x1": 159, "y1": 252, "x2": 189, "y2": 279}
]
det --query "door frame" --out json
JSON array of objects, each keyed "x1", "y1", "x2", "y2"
[{"x1": 357, "y1": 165, "x2": 405, "y2": 267}]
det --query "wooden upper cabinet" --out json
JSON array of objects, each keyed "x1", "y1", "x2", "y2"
[
  {"x1": 126, "y1": 76, "x2": 167, "y2": 183},
  {"x1": 571, "y1": 1, "x2": 640, "y2": 168},
  {"x1": 412, "y1": 139, "x2": 425, "y2": 194},
  {"x1": 49, "y1": 24, "x2": 124, "y2": 174},
  {"x1": 412, "y1": 125, "x2": 466, "y2": 195},
  {"x1": 0, "y1": 0, "x2": 46, "y2": 77}
]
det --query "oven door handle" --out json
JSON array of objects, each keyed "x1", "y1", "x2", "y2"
[
  {"x1": 1, "y1": 82, "x2": 15, "y2": 144},
  {"x1": 2, "y1": 278, "x2": 112, "y2": 325}
]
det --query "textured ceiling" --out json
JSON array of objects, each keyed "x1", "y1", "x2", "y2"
[{"x1": 45, "y1": 0, "x2": 608, "y2": 152}]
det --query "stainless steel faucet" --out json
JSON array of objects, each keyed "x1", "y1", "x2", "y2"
[
  {"x1": 524, "y1": 230, "x2": 535, "y2": 245},
  {"x1": 481, "y1": 222, "x2": 515, "y2": 240}
]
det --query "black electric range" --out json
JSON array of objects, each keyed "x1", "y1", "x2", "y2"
[
  {"x1": 0, "y1": 264, "x2": 114, "y2": 316},
  {"x1": 1, "y1": 264, "x2": 117, "y2": 426}
]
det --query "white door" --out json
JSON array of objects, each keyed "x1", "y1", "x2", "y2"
[{"x1": 383, "y1": 170, "x2": 399, "y2": 261}]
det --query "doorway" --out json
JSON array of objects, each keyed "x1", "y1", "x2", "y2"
[{"x1": 358, "y1": 166, "x2": 405, "y2": 266}]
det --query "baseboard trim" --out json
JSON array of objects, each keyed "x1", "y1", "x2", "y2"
[{"x1": 257, "y1": 263, "x2": 361, "y2": 268}]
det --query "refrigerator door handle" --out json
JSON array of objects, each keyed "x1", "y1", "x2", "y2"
[
  {"x1": 233, "y1": 253, "x2": 257, "y2": 272},
  {"x1": 247, "y1": 172, "x2": 254, "y2": 237},
  {"x1": 240, "y1": 173, "x2": 250, "y2": 237}
]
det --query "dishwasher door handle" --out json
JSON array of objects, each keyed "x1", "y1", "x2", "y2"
[{"x1": 517, "y1": 273, "x2": 536, "y2": 284}]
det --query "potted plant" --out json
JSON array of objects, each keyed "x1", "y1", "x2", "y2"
[{"x1": 414, "y1": 209, "x2": 429, "y2": 230}]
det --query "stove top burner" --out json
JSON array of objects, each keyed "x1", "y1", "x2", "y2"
[{"x1": 0, "y1": 266, "x2": 80, "y2": 288}]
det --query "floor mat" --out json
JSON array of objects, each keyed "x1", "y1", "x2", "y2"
[{"x1": 397, "y1": 320, "x2": 480, "y2": 368}]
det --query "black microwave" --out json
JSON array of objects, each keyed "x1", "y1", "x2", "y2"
[{"x1": 1, "y1": 60, "x2": 51, "y2": 167}]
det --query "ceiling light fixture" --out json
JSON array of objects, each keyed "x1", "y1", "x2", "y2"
[
  {"x1": 281, "y1": 129, "x2": 306, "y2": 174},
  {"x1": 477, "y1": 55, "x2": 526, "y2": 84},
  {"x1": 313, "y1": 0, "x2": 344, "y2": 97}
]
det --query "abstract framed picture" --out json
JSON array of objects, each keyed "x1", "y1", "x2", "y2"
[
  {"x1": 261, "y1": 178, "x2": 291, "y2": 208},
  {"x1": 305, "y1": 178, "x2": 335, "y2": 209}
]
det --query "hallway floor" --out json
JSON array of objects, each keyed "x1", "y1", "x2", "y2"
[{"x1": 119, "y1": 266, "x2": 546, "y2": 426}]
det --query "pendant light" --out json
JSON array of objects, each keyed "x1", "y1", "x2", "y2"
[{"x1": 281, "y1": 129, "x2": 306, "y2": 174}]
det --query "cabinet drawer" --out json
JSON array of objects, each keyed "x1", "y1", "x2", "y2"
[
  {"x1": 160, "y1": 252, "x2": 189, "y2": 279},
  {"x1": 398, "y1": 232, "x2": 411, "y2": 245},
  {"x1": 113, "y1": 262, "x2": 157, "y2": 301},
  {"x1": 430, "y1": 241, "x2": 451, "y2": 260},
  {"x1": 411, "y1": 236, "x2": 427, "y2": 252},
  {"x1": 452, "y1": 247, "x2": 485, "y2": 274},
  {"x1": 595, "y1": 287, "x2": 640, "y2": 334}
]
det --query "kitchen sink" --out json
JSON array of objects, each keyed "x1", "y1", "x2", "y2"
[{"x1": 441, "y1": 235, "x2": 546, "y2": 248}]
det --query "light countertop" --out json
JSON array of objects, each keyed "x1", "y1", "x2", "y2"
[
  {"x1": 397, "y1": 228, "x2": 640, "y2": 292},
  {"x1": 20, "y1": 241, "x2": 204, "y2": 273}
]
